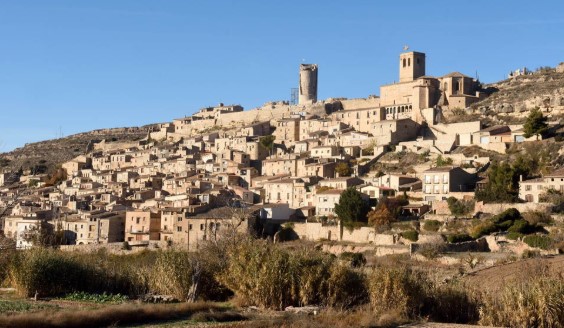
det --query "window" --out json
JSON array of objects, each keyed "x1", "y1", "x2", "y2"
[
  {"x1": 425, "y1": 175, "x2": 431, "y2": 184},
  {"x1": 136, "y1": 218, "x2": 140, "y2": 224},
  {"x1": 443, "y1": 185, "x2": 449, "y2": 193},
  {"x1": 525, "y1": 185, "x2": 532, "y2": 191},
  {"x1": 433, "y1": 175, "x2": 440, "y2": 184},
  {"x1": 177, "y1": 226, "x2": 182, "y2": 232},
  {"x1": 189, "y1": 224, "x2": 193, "y2": 230},
  {"x1": 200, "y1": 224, "x2": 204, "y2": 231},
  {"x1": 443, "y1": 175, "x2": 449, "y2": 183},
  {"x1": 177, "y1": 217, "x2": 182, "y2": 222}
]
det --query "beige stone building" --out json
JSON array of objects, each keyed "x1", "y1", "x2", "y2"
[
  {"x1": 422, "y1": 166, "x2": 476, "y2": 202},
  {"x1": 379, "y1": 51, "x2": 483, "y2": 122},
  {"x1": 520, "y1": 168, "x2": 564, "y2": 203},
  {"x1": 125, "y1": 210, "x2": 161, "y2": 244}
]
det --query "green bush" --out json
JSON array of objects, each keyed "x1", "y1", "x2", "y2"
[
  {"x1": 508, "y1": 219, "x2": 534, "y2": 234},
  {"x1": 490, "y1": 208, "x2": 521, "y2": 225},
  {"x1": 506, "y1": 232, "x2": 524, "y2": 240},
  {"x1": 62, "y1": 291, "x2": 128, "y2": 304},
  {"x1": 470, "y1": 221, "x2": 498, "y2": 239},
  {"x1": 447, "y1": 234, "x2": 473, "y2": 243},
  {"x1": 401, "y1": 230, "x2": 419, "y2": 242},
  {"x1": 523, "y1": 235, "x2": 553, "y2": 250},
  {"x1": 423, "y1": 220, "x2": 441, "y2": 232}
]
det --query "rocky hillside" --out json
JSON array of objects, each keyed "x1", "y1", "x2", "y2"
[
  {"x1": 470, "y1": 64, "x2": 564, "y2": 119},
  {"x1": 0, "y1": 125, "x2": 157, "y2": 174}
]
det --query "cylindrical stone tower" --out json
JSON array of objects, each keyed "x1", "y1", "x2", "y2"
[{"x1": 299, "y1": 64, "x2": 318, "y2": 105}]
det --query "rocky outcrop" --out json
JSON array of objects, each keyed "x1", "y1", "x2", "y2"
[{"x1": 470, "y1": 69, "x2": 564, "y2": 119}]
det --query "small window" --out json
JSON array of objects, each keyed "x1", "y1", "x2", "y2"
[
  {"x1": 177, "y1": 226, "x2": 182, "y2": 232},
  {"x1": 189, "y1": 224, "x2": 193, "y2": 230}
]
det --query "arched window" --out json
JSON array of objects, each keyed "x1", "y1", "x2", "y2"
[
  {"x1": 403, "y1": 58, "x2": 406, "y2": 68},
  {"x1": 408, "y1": 58, "x2": 411, "y2": 66}
]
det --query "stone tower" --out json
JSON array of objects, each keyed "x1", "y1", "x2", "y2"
[
  {"x1": 299, "y1": 64, "x2": 318, "y2": 104},
  {"x1": 399, "y1": 52, "x2": 425, "y2": 82}
]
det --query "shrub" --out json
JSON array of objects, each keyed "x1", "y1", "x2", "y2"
[
  {"x1": 522, "y1": 211, "x2": 553, "y2": 225},
  {"x1": 339, "y1": 252, "x2": 367, "y2": 268},
  {"x1": 470, "y1": 221, "x2": 498, "y2": 239},
  {"x1": 401, "y1": 230, "x2": 419, "y2": 242},
  {"x1": 447, "y1": 197, "x2": 475, "y2": 217},
  {"x1": 447, "y1": 234, "x2": 473, "y2": 243},
  {"x1": 523, "y1": 235, "x2": 553, "y2": 250},
  {"x1": 326, "y1": 264, "x2": 367, "y2": 309},
  {"x1": 218, "y1": 239, "x2": 356, "y2": 310},
  {"x1": 9, "y1": 248, "x2": 93, "y2": 297},
  {"x1": 506, "y1": 232, "x2": 524, "y2": 240},
  {"x1": 423, "y1": 220, "x2": 441, "y2": 232},
  {"x1": 367, "y1": 266, "x2": 427, "y2": 318},
  {"x1": 491, "y1": 208, "x2": 521, "y2": 224},
  {"x1": 416, "y1": 242, "x2": 445, "y2": 259},
  {"x1": 508, "y1": 219, "x2": 534, "y2": 234},
  {"x1": 148, "y1": 251, "x2": 194, "y2": 301}
]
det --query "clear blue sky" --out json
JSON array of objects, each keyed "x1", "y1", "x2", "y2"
[{"x1": 1, "y1": 0, "x2": 563, "y2": 151}]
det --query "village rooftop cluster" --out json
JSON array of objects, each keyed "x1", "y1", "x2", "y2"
[{"x1": 1, "y1": 50, "x2": 563, "y2": 252}]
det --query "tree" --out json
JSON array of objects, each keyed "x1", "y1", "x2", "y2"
[
  {"x1": 259, "y1": 135, "x2": 276, "y2": 154},
  {"x1": 447, "y1": 197, "x2": 474, "y2": 217},
  {"x1": 22, "y1": 220, "x2": 65, "y2": 247},
  {"x1": 435, "y1": 155, "x2": 453, "y2": 167},
  {"x1": 475, "y1": 162, "x2": 519, "y2": 203},
  {"x1": 335, "y1": 162, "x2": 352, "y2": 177},
  {"x1": 523, "y1": 107, "x2": 548, "y2": 138},
  {"x1": 367, "y1": 196, "x2": 409, "y2": 232},
  {"x1": 367, "y1": 201, "x2": 395, "y2": 232},
  {"x1": 334, "y1": 188, "x2": 370, "y2": 230}
]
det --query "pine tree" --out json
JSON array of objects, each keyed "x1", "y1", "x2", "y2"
[
  {"x1": 523, "y1": 107, "x2": 548, "y2": 138},
  {"x1": 334, "y1": 188, "x2": 370, "y2": 230}
]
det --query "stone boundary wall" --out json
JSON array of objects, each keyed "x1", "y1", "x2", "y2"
[
  {"x1": 292, "y1": 221, "x2": 397, "y2": 245},
  {"x1": 474, "y1": 201, "x2": 552, "y2": 214},
  {"x1": 410, "y1": 237, "x2": 489, "y2": 254}
]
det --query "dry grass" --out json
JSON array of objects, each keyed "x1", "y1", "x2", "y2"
[
  {"x1": 0, "y1": 302, "x2": 246, "y2": 328},
  {"x1": 477, "y1": 265, "x2": 564, "y2": 328}
]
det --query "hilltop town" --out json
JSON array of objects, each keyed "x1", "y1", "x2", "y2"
[{"x1": 1, "y1": 50, "x2": 563, "y2": 256}]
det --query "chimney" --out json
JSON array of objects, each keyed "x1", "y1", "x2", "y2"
[{"x1": 519, "y1": 175, "x2": 523, "y2": 182}]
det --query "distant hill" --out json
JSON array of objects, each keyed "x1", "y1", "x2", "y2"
[{"x1": 0, "y1": 125, "x2": 156, "y2": 174}]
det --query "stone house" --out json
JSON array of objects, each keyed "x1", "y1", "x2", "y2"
[
  {"x1": 520, "y1": 168, "x2": 564, "y2": 203},
  {"x1": 422, "y1": 166, "x2": 477, "y2": 202},
  {"x1": 311, "y1": 146, "x2": 341, "y2": 159},
  {"x1": 371, "y1": 119, "x2": 420, "y2": 146},
  {"x1": 318, "y1": 177, "x2": 364, "y2": 190},
  {"x1": 125, "y1": 210, "x2": 161, "y2": 244},
  {"x1": 273, "y1": 118, "x2": 300, "y2": 145}
]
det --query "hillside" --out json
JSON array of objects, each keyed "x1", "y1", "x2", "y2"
[
  {"x1": 470, "y1": 65, "x2": 564, "y2": 119},
  {"x1": 0, "y1": 125, "x2": 157, "y2": 175}
]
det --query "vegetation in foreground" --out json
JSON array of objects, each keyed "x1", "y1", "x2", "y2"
[{"x1": 0, "y1": 235, "x2": 562, "y2": 327}]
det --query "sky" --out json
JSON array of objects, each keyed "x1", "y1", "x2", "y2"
[{"x1": 1, "y1": 0, "x2": 563, "y2": 151}]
